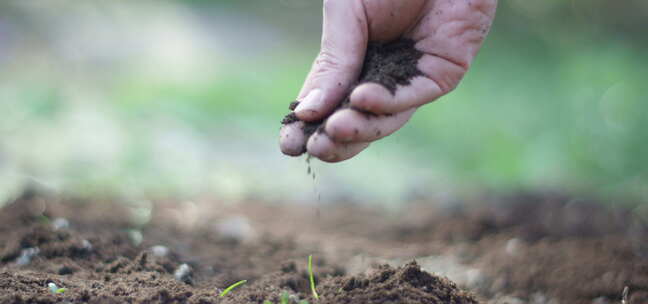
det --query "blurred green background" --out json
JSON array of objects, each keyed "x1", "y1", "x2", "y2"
[{"x1": 1, "y1": 0, "x2": 647, "y2": 206}]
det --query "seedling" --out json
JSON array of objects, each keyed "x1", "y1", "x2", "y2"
[
  {"x1": 281, "y1": 292, "x2": 290, "y2": 304},
  {"x1": 219, "y1": 279, "x2": 247, "y2": 297},
  {"x1": 308, "y1": 255, "x2": 319, "y2": 300},
  {"x1": 263, "y1": 291, "x2": 309, "y2": 304},
  {"x1": 622, "y1": 286, "x2": 629, "y2": 304},
  {"x1": 47, "y1": 282, "x2": 66, "y2": 294}
]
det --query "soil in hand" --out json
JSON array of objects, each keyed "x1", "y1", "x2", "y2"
[{"x1": 281, "y1": 38, "x2": 423, "y2": 154}]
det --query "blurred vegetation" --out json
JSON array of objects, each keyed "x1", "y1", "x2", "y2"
[{"x1": 0, "y1": 0, "x2": 646, "y2": 205}]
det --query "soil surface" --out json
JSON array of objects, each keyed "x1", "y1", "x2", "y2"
[
  {"x1": 281, "y1": 38, "x2": 423, "y2": 153},
  {"x1": 1, "y1": 190, "x2": 647, "y2": 304}
]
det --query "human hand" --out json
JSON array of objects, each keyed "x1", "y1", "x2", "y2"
[{"x1": 280, "y1": 0, "x2": 497, "y2": 162}]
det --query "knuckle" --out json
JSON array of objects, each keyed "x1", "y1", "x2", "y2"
[{"x1": 312, "y1": 50, "x2": 354, "y2": 75}]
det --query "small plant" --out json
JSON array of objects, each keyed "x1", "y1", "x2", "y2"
[
  {"x1": 308, "y1": 255, "x2": 319, "y2": 300},
  {"x1": 47, "y1": 282, "x2": 66, "y2": 294},
  {"x1": 263, "y1": 291, "x2": 309, "y2": 304},
  {"x1": 219, "y1": 280, "x2": 247, "y2": 297}
]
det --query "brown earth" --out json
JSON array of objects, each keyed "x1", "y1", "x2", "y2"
[{"x1": 1, "y1": 190, "x2": 647, "y2": 304}]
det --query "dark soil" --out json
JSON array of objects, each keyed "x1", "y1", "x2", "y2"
[
  {"x1": 318, "y1": 261, "x2": 477, "y2": 304},
  {"x1": 281, "y1": 38, "x2": 423, "y2": 153},
  {"x1": 1, "y1": 191, "x2": 647, "y2": 304}
]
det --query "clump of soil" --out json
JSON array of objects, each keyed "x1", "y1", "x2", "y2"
[
  {"x1": 359, "y1": 39, "x2": 424, "y2": 94},
  {"x1": 319, "y1": 261, "x2": 477, "y2": 304},
  {"x1": 281, "y1": 38, "x2": 423, "y2": 154}
]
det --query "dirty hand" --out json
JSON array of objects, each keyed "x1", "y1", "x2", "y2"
[{"x1": 280, "y1": 0, "x2": 497, "y2": 162}]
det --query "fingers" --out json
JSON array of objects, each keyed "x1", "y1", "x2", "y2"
[
  {"x1": 349, "y1": 52, "x2": 468, "y2": 114},
  {"x1": 307, "y1": 133, "x2": 370, "y2": 163},
  {"x1": 294, "y1": 0, "x2": 368, "y2": 122},
  {"x1": 350, "y1": 76, "x2": 442, "y2": 114},
  {"x1": 279, "y1": 122, "x2": 307, "y2": 156},
  {"x1": 305, "y1": 107, "x2": 415, "y2": 162},
  {"x1": 324, "y1": 108, "x2": 416, "y2": 143}
]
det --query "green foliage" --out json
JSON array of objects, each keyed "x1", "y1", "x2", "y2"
[
  {"x1": 219, "y1": 280, "x2": 247, "y2": 297},
  {"x1": 308, "y1": 255, "x2": 319, "y2": 300},
  {"x1": 263, "y1": 291, "x2": 309, "y2": 304}
]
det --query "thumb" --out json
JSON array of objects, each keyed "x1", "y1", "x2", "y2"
[{"x1": 294, "y1": 0, "x2": 368, "y2": 122}]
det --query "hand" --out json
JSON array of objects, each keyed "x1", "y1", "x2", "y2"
[{"x1": 280, "y1": 0, "x2": 497, "y2": 162}]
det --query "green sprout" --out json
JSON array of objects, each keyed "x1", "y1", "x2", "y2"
[
  {"x1": 308, "y1": 255, "x2": 319, "y2": 300},
  {"x1": 47, "y1": 282, "x2": 66, "y2": 294},
  {"x1": 263, "y1": 291, "x2": 309, "y2": 304},
  {"x1": 281, "y1": 292, "x2": 290, "y2": 304},
  {"x1": 219, "y1": 280, "x2": 247, "y2": 297},
  {"x1": 622, "y1": 286, "x2": 629, "y2": 304}
]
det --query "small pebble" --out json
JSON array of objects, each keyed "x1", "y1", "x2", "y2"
[
  {"x1": 174, "y1": 263, "x2": 193, "y2": 284},
  {"x1": 150, "y1": 245, "x2": 169, "y2": 257},
  {"x1": 81, "y1": 239, "x2": 93, "y2": 251},
  {"x1": 47, "y1": 282, "x2": 65, "y2": 294},
  {"x1": 48, "y1": 282, "x2": 59, "y2": 293},
  {"x1": 505, "y1": 238, "x2": 522, "y2": 256},
  {"x1": 52, "y1": 218, "x2": 70, "y2": 230},
  {"x1": 16, "y1": 247, "x2": 40, "y2": 266},
  {"x1": 128, "y1": 230, "x2": 143, "y2": 246}
]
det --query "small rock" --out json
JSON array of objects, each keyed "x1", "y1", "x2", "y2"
[
  {"x1": 81, "y1": 239, "x2": 93, "y2": 251},
  {"x1": 505, "y1": 238, "x2": 522, "y2": 256},
  {"x1": 48, "y1": 282, "x2": 59, "y2": 293},
  {"x1": 52, "y1": 218, "x2": 70, "y2": 230},
  {"x1": 150, "y1": 245, "x2": 169, "y2": 257},
  {"x1": 16, "y1": 247, "x2": 40, "y2": 265},
  {"x1": 47, "y1": 282, "x2": 65, "y2": 294},
  {"x1": 128, "y1": 230, "x2": 143, "y2": 246},
  {"x1": 174, "y1": 263, "x2": 193, "y2": 284}
]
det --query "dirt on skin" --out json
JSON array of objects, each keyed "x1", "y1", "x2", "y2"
[
  {"x1": 281, "y1": 38, "x2": 423, "y2": 153},
  {"x1": 1, "y1": 190, "x2": 648, "y2": 304}
]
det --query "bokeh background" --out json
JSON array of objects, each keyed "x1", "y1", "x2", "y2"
[{"x1": 1, "y1": 0, "x2": 647, "y2": 207}]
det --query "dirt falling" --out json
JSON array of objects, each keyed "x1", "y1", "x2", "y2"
[{"x1": 306, "y1": 155, "x2": 322, "y2": 207}]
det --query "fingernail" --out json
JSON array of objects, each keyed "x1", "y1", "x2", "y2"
[{"x1": 295, "y1": 89, "x2": 323, "y2": 117}]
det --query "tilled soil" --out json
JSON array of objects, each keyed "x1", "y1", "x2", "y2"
[{"x1": 1, "y1": 191, "x2": 647, "y2": 304}]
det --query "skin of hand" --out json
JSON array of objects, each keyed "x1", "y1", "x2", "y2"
[{"x1": 280, "y1": 0, "x2": 498, "y2": 162}]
